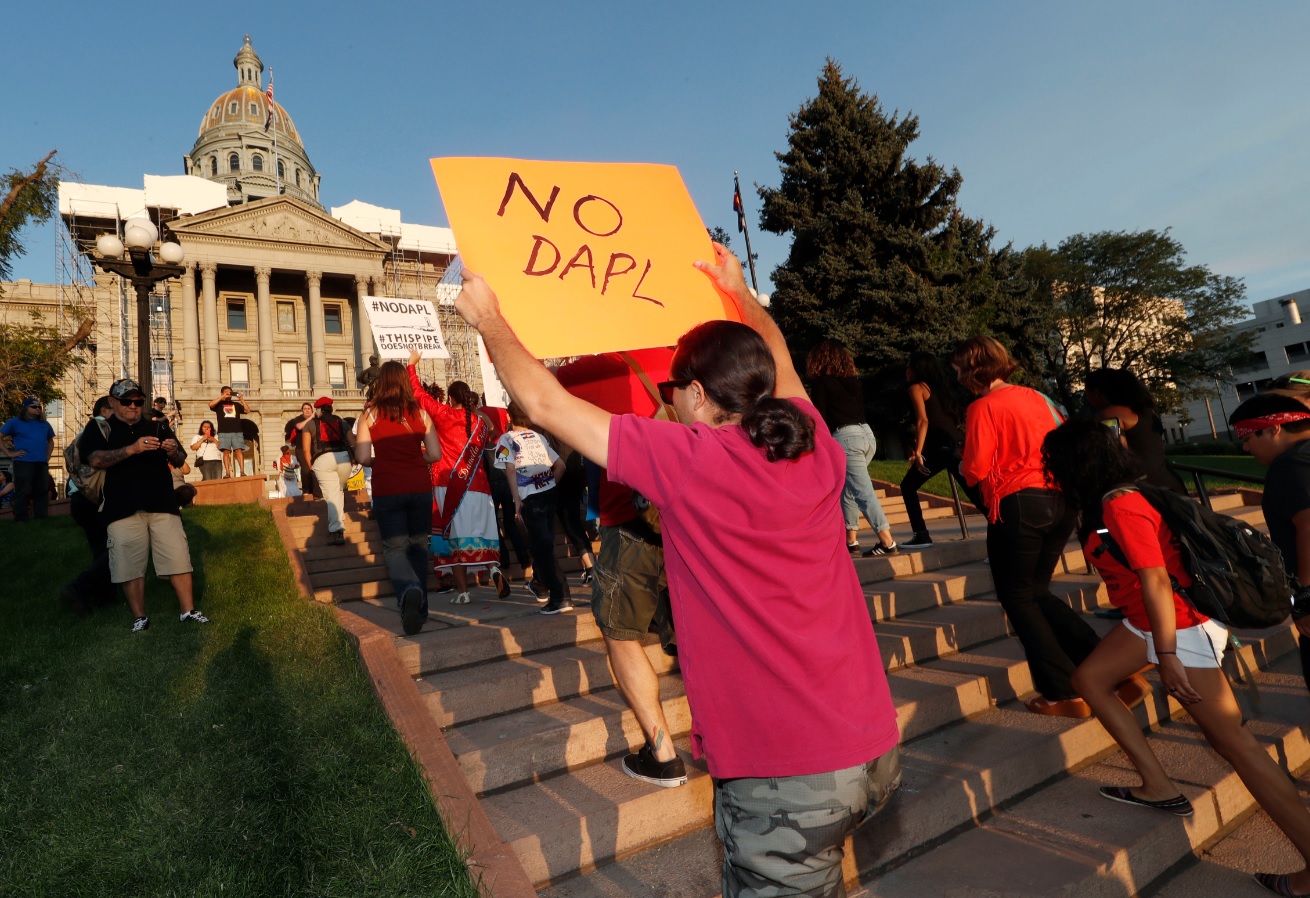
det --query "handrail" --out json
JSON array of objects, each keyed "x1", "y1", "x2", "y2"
[
  {"x1": 945, "y1": 470, "x2": 971, "y2": 539},
  {"x1": 1168, "y1": 460, "x2": 1264, "y2": 511}
]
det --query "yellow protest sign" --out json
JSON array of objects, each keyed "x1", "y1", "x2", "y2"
[{"x1": 430, "y1": 157, "x2": 739, "y2": 359}]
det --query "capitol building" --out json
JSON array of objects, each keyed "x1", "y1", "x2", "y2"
[{"x1": 2, "y1": 36, "x2": 473, "y2": 485}]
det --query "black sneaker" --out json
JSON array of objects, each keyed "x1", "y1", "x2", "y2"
[
  {"x1": 131, "y1": 616, "x2": 150, "y2": 633},
  {"x1": 862, "y1": 543, "x2": 899, "y2": 557},
  {"x1": 400, "y1": 585, "x2": 426, "y2": 635},
  {"x1": 529, "y1": 579, "x2": 549, "y2": 603},
  {"x1": 580, "y1": 568, "x2": 594, "y2": 586},
  {"x1": 847, "y1": 542, "x2": 860, "y2": 554},
  {"x1": 901, "y1": 533, "x2": 934, "y2": 550},
  {"x1": 179, "y1": 610, "x2": 210, "y2": 624},
  {"x1": 622, "y1": 743, "x2": 687, "y2": 788},
  {"x1": 539, "y1": 601, "x2": 573, "y2": 615}
]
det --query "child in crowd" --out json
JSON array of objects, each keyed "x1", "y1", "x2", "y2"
[
  {"x1": 495, "y1": 401, "x2": 568, "y2": 614},
  {"x1": 274, "y1": 444, "x2": 301, "y2": 498}
]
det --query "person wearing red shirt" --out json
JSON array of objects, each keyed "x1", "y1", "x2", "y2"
[
  {"x1": 453, "y1": 245, "x2": 901, "y2": 898},
  {"x1": 1045, "y1": 419, "x2": 1310, "y2": 898},
  {"x1": 953, "y1": 336, "x2": 1111, "y2": 717}
]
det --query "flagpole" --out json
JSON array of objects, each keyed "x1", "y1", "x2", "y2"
[
  {"x1": 269, "y1": 68, "x2": 281, "y2": 194},
  {"x1": 734, "y1": 172, "x2": 759, "y2": 293}
]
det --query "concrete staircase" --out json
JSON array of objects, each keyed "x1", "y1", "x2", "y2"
[{"x1": 286, "y1": 489, "x2": 1310, "y2": 897}]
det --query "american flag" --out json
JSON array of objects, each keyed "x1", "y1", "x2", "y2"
[
  {"x1": 264, "y1": 69, "x2": 274, "y2": 132},
  {"x1": 733, "y1": 180, "x2": 747, "y2": 233}
]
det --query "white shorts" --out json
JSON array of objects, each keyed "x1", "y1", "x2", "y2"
[{"x1": 1122, "y1": 618, "x2": 1229, "y2": 669}]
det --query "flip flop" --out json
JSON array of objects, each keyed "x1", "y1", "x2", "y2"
[
  {"x1": 1255, "y1": 873, "x2": 1310, "y2": 897},
  {"x1": 1098, "y1": 785, "x2": 1193, "y2": 817}
]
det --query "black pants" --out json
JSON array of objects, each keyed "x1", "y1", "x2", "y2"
[
  {"x1": 987, "y1": 488, "x2": 1101, "y2": 701},
  {"x1": 1300, "y1": 633, "x2": 1310, "y2": 696},
  {"x1": 555, "y1": 456, "x2": 591, "y2": 560},
  {"x1": 67, "y1": 491, "x2": 115, "y2": 608},
  {"x1": 521, "y1": 491, "x2": 566, "y2": 603},
  {"x1": 12, "y1": 460, "x2": 49, "y2": 522},
  {"x1": 899, "y1": 430, "x2": 985, "y2": 535},
  {"x1": 487, "y1": 463, "x2": 531, "y2": 570}
]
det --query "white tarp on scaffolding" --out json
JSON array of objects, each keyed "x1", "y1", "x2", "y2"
[
  {"x1": 59, "y1": 175, "x2": 227, "y2": 220},
  {"x1": 332, "y1": 199, "x2": 457, "y2": 255}
]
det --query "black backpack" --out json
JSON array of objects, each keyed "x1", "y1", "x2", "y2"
[{"x1": 1095, "y1": 483, "x2": 1292, "y2": 630}]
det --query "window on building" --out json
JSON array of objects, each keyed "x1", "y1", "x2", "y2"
[
  {"x1": 227, "y1": 298, "x2": 247, "y2": 330},
  {"x1": 211, "y1": 106, "x2": 219, "y2": 119},
  {"x1": 249, "y1": 102, "x2": 258, "y2": 115},
  {"x1": 229, "y1": 153, "x2": 240, "y2": 172},
  {"x1": 230, "y1": 359, "x2": 250, "y2": 390},
  {"x1": 252, "y1": 154, "x2": 264, "y2": 172},
  {"x1": 280, "y1": 361, "x2": 300, "y2": 391},
  {"x1": 1289, "y1": 343, "x2": 1310, "y2": 363},
  {"x1": 210, "y1": 156, "x2": 218, "y2": 176},
  {"x1": 328, "y1": 362, "x2": 347, "y2": 389},
  {"x1": 229, "y1": 101, "x2": 238, "y2": 115},
  {"x1": 277, "y1": 160, "x2": 285, "y2": 179},
  {"x1": 295, "y1": 169, "x2": 302, "y2": 187},
  {"x1": 1231, "y1": 350, "x2": 1269, "y2": 375},
  {"x1": 44, "y1": 399, "x2": 64, "y2": 419},
  {"x1": 277, "y1": 301, "x2": 296, "y2": 333},
  {"x1": 323, "y1": 304, "x2": 342, "y2": 335}
]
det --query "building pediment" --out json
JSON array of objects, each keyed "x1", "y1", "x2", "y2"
[{"x1": 168, "y1": 195, "x2": 387, "y2": 253}]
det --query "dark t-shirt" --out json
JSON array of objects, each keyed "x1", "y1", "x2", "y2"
[
  {"x1": 1263, "y1": 439, "x2": 1310, "y2": 586},
  {"x1": 78, "y1": 416, "x2": 182, "y2": 523},
  {"x1": 808, "y1": 375, "x2": 866, "y2": 431},
  {"x1": 210, "y1": 397, "x2": 245, "y2": 433}
]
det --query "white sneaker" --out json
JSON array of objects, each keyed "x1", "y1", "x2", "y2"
[
  {"x1": 179, "y1": 610, "x2": 210, "y2": 624},
  {"x1": 450, "y1": 592, "x2": 471, "y2": 605}
]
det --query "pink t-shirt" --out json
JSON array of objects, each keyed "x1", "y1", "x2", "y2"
[{"x1": 607, "y1": 398, "x2": 900, "y2": 779}]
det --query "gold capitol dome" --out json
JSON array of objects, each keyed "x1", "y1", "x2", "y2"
[{"x1": 185, "y1": 34, "x2": 322, "y2": 208}]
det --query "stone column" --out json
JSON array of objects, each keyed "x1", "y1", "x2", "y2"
[
  {"x1": 180, "y1": 262, "x2": 200, "y2": 385},
  {"x1": 255, "y1": 265, "x2": 275, "y2": 389},
  {"x1": 306, "y1": 270, "x2": 327, "y2": 391},
  {"x1": 355, "y1": 275, "x2": 374, "y2": 370},
  {"x1": 200, "y1": 262, "x2": 219, "y2": 385}
]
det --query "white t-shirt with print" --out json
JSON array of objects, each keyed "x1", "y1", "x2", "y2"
[{"x1": 494, "y1": 429, "x2": 559, "y2": 499}]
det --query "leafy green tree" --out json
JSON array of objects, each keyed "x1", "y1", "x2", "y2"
[
  {"x1": 1023, "y1": 229, "x2": 1251, "y2": 413},
  {"x1": 1, "y1": 150, "x2": 58, "y2": 288},
  {"x1": 0, "y1": 151, "x2": 86, "y2": 419},
  {"x1": 759, "y1": 60, "x2": 1027, "y2": 378}
]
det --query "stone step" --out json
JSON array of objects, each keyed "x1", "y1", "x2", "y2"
[
  {"x1": 416, "y1": 635, "x2": 676, "y2": 729},
  {"x1": 532, "y1": 629, "x2": 1302, "y2": 897},
  {"x1": 863, "y1": 651, "x2": 1310, "y2": 898}
]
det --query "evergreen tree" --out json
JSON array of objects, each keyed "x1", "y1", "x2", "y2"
[{"x1": 760, "y1": 60, "x2": 1022, "y2": 377}]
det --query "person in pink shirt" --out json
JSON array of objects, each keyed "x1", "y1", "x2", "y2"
[{"x1": 454, "y1": 245, "x2": 901, "y2": 898}]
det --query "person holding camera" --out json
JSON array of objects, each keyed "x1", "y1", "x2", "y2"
[
  {"x1": 208, "y1": 386, "x2": 249, "y2": 478},
  {"x1": 80, "y1": 379, "x2": 209, "y2": 633}
]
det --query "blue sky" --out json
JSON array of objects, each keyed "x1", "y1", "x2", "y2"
[{"x1": 6, "y1": 1, "x2": 1308, "y2": 307}]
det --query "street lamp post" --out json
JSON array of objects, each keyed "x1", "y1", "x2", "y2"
[{"x1": 92, "y1": 218, "x2": 185, "y2": 401}]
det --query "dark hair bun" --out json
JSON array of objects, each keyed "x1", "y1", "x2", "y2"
[{"x1": 743, "y1": 396, "x2": 816, "y2": 461}]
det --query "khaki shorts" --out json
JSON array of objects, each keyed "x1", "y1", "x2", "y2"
[
  {"x1": 591, "y1": 525, "x2": 668, "y2": 642},
  {"x1": 107, "y1": 512, "x2": 194, "y2": 582}
]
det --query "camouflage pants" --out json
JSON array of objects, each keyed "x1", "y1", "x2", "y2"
[{"x1": 714, "y1": 747, "x2": 902, "y2": 898}]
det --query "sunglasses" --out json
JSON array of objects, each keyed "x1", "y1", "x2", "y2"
[
  {"x1": 120, "y1": 397, "x2": 147, "y2": 407},
  {"x1": 657, "y1": 379, "x2": 691, "y2": 405}
]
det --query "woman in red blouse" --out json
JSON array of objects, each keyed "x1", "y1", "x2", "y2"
[{"x1": 1045, "y1": 419, "x2": 1310, "y2": 897}]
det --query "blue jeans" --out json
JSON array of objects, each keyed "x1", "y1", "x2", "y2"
[
  {"x1": 832, "y1": 425, "x2": 889, "y2": 533},
  {"x1": 373, "y1": 491, "x2": 432, "y2": 613}
]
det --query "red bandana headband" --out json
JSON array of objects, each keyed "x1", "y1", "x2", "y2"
[{"x1": 1233, "y1": 411, "x2": 1310, "y2": 438}]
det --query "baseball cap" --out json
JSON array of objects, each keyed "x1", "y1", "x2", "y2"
[
  {"x1": 110, "y1": 378, "x2": 146, "y2": 400},
  {"x1": 22, "y1": 396, "x2": 41, "y2": 408},
  {"x1": 313, "y1": 396, "x2": 334, "y2": 408}
]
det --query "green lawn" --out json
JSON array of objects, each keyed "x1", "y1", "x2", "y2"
[
  {"x1": 0, "y1": 507, "x2": 477, "y2": 898},
  {"x1": 868, "y1": 459, "x2": 957, "y2": 498}
]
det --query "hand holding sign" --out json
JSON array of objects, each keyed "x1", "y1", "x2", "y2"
[
  {"x1": 431, "y1": 158, "x2": 740, "y2": 359},
  {"x1": 453, "y1": 269, "x2": 500, "y2": 329}
]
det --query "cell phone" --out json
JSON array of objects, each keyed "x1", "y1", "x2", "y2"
[{"x1": 1100, "y1": 417, "x2": 1121, "y2": 438}]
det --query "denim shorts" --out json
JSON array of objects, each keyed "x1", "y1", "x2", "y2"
[{"x1": 218, "y1": 432, "x2": 246, "y2": 451}]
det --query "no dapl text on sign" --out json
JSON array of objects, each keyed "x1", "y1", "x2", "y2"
[
  {"x1": 361, "y1": 296, "x2": 451, "y2": 359},
  {"x1": 430, "y1": 157, "x2": 740, "y2": 360}
]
